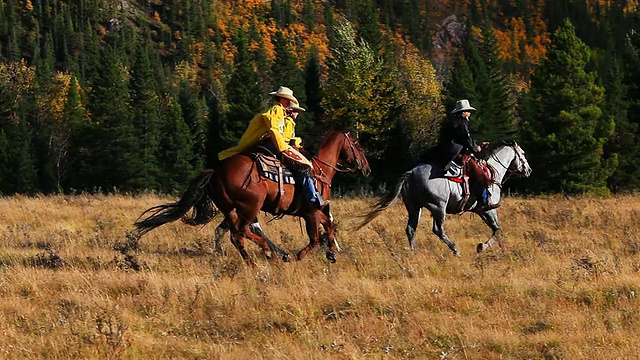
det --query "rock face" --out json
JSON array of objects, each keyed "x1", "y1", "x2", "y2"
[{"x1": 432, "y1": 15, "x2": 467, "y2": 83}]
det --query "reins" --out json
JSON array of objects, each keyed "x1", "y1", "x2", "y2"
[
  {"x1": 489, "y1": 145, "x2": 524, "y2": 185},
  {"x1": 312, "y1": 133, "x2": 363, "y2": 175}
]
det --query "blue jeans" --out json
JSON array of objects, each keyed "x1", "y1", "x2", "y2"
[{"x1": 298, "y1": 170, "x2": 323, "y2": 206}]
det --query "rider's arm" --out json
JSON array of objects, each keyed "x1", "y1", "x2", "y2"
[{"x1": 284, "y1": 118, "x2": 303, "y2": 147}]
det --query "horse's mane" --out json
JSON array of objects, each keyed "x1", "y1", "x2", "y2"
[
  {"x1": 483, "y1": 143, "x2": 515, "y2": 159},
  {"x1": 318, "y1": 128, "x2": 350, "y2": 143}
]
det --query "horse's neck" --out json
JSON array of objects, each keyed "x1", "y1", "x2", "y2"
[
  {"x1": 314, "y1": 140, "x2": 341, "y2": 180},
  {"x1": 486, "y1": 147, "x2": 513, "y2": 184}
]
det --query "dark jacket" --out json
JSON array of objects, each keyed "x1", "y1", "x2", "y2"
[{"x1": 438, "y1": 113, "x2": 479, "y2": 163}]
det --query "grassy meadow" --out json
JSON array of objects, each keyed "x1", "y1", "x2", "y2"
[{"x1": 0, "y1": 194, "x2": 639, "y2": 359}]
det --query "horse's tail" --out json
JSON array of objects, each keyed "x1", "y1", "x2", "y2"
[
  {"x1": 354, "y1": 170, "x2": 411, "y2": 231},
  {"x1": 134, "y1": 169, "x2": 218, "y2": 236}
]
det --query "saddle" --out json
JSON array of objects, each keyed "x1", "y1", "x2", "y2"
[
  {"x1": 445, "y1": 154, "x2": 493, "y2": 213},
  {"x1": 253, "y1": 152, "x2": 296, "y2": 185},
  {"x1": 250, "y1": 149, "x2": 304, "y2": 214}
]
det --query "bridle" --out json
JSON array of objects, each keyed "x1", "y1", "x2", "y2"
[
  {"x1": 489, "y1": 144, "x2": 529, "y2": 185},
  {"x1": 312, "y1": 132, "x2": 365, "y2": 174}
]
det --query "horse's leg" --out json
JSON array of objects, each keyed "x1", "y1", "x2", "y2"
[
  {"x1": 404, "y1": 203, "x2": 422, "y2": 251},
  {"x1": 476, "y1": 209, "x2": 503, "y2": 254},
  {"x1": 297, "y1": 213, "x2": 322, "y2": 261},
  {"x1": 214, "y1": 219, "x2": 230, "y2": 255},
  {"x1": 325, "y1": 206, "x2": 341, "y2": 252},
  {"x1": 234, "y1": 207, "x2": 277, "y2": 260},
  {"x1": 225, "y1": 212, "x2": 256, "y2": 267},
  {"x1": 429, "y1": 207, "x2": 460, "y2": 256},
  {"x1": 248, "y1": 219, "x2": 290, "y2": 262},
  {"x1": 229, "y1": 231, "x2": 256, "y2": 267},
  {"x1": 318, "y1": 211, "x2": 337, "y2": 263}
]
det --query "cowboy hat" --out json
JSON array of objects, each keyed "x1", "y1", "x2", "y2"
[
  {"x1": 451, "y1": 99, "x2": 477, "y2": 113},
  {"x1": 269, "y1": 86, "x2": 298, "y2": 103},
  {"x1": 288, "y1": 102, "x2": 306, "y2": 112}
]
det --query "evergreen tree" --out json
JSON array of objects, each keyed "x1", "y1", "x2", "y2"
[
  {"x1": 521, "y1": 20, "x2": 616, "y2": 195},
  {"x1": 354, "y1": 0, "x2": 382, "y2": 51},
  {"x1": 83, "y1": 46, "x2": 140, "y2": 192},
  {"x1": 445, "y1": 22, "x2": 515, "y2": 145},
  {"x1": 444, "y1": 26, "x2": 478, "y2": 120},
  {"x1": 248, "y1": 16, "x2": 271, "y2": 92},
  {"x1": 8, "y1": 118, "x2": 38, "y2": 194},
  {"x1": 129, "y1": 38, "x2": 161, "y2": 190},
  {"x1": 302, "y1": 0, "x2": 315, "y2": 31},
  {"x1": 224, "y1": 30, "x2": 262, "y2": 147},
  {"x1": 271, "y1": 30, "x2": 305, "y2": 106},
  {"x1": 473, "y1": 23, "x2": 517, "y2": 144},
  {"x1": 0, "y1": 84, "x2": 13, "y2": 193},
  {"x1": 177, "y1": 79, "x2": 207, "y2": 171},
  {"x1": 158, "y1": 95, "x2": 196, "y2": 192},
  {"x1": 0, "y1": 79, "x2": 38, "y2": 193},
  {"x1": 603, "y1": 56, "x2": 638, "y2": 192},
  {"x1": 609, "y1": 19, "x2": 640, "y2": 192},
  {"x1": 59, "y1": 76, "x2": 85, "y2": 192},
  {"x1": 80, "y1": 20, "x2": 100, "y2": 84},
  {"x1": 302, "y1": 46, "x2": 323, "y2": 150},
  {"x1": 204, "y1": 86, "x2": 227, "y2": 167},
  {"x1": 5, "y1": 0, "x2": 21, "y2": 61}
]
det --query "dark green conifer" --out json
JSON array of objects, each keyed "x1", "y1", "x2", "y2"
[{"x1": 521, "y1": 20, "x2": 616, "y2": 195}]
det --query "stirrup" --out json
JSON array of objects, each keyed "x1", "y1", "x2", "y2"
[
  {"x1": 477, "y1": 202, "x2": 500, "y2": 212},
  {"x1": 314, "y1": 196, "x2": 328, "y2": 209}
]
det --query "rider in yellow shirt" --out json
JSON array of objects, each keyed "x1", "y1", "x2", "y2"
[
  {"x1": 218, "y1": 87, "x2": 325, "y2": 209},
  {"x1": 283, "y1": 104, "x2": 302, "y2": 148},
  {"x1": 218, "y1": 87, "x2": 291, "y2": 160}
]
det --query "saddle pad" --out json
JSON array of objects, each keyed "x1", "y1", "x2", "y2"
[
  {"x1": 254, "y1": 154, "x2": 296, "y2": 185},
  {"x1": 444, "y1": 161, "x2": 463, "y2": 181}
]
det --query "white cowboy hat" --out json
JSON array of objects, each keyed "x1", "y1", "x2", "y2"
[
  {"x1": 288, "y1": 103, "x2": 306, "y2": 112},
  {"x1": 269, "y1": 86, "x2": 298, "y2": 103},
  {"x1": 451, "y1": 99, "x2": 477, "y2": 113}
]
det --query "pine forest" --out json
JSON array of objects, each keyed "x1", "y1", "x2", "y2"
[{"x1": 1, "y1": 0, "x2": 639, "y2": 196}]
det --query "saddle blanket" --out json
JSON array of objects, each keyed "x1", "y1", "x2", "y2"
[
  {"x1": 444, "y1": 161, "x2": 464, "y2": 182},
  {"x1": 255, "y1": 154, "x2": 296, "y2": 185}
]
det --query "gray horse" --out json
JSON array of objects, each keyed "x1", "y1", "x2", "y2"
[{"x1": 356, "y1": 142, "x2": 532, "y2": 255}]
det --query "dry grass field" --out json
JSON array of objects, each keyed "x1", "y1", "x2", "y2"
[{"x1": 0, "y1": 194, "x2": 639, "y2": 359}]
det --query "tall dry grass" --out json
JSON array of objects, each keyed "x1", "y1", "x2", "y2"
[{"x1": 0, "y1": 194, "x2": 639, "y2": 359}]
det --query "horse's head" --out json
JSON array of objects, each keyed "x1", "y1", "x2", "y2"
[
  {"x1": 340, "y1": 132, "x2": 371, "y2": 176},
  {"x1": 506, "y1": 141, "x2": 532, "y2": 178}
]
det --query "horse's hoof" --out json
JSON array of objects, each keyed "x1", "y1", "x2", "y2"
[
  {"x1": 264, "y1": 251, "x2": 273, "y2": 260},
  {"x1": 326, "y1": 251, "x2": 336, "y2": 263},
  {"x1": 281, "y1": 253, "x2": 291, "y2": 262},
  {"x1": 453, "y1": 249, "x2": 461, "y2": 256},
  {"x1": 476, "y1": 243, "x2": 485, "y2": 254}
]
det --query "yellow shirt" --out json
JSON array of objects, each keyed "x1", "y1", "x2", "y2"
[
  {"x1": 283, "y1": 116, "x2": 302, "y2": 148},
  {"x1": 218, "y1": 104, "x2": 289, "y2": 160}
]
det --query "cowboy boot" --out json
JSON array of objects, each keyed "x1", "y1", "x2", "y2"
[
  {"x1": 297, "y1": 169, "x2": 326, "y2": 209},
  {"x1": 477, "y1": 187, "x2": 500, "y2": 212}
]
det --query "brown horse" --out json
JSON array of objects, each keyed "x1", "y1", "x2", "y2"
[{"x1": 134, "y1": 130, "x2": 370, "y2": 266}]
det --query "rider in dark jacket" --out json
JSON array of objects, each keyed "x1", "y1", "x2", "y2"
[
  {"x1": 440, "y1": 99, "x2": 495, "y2": 211},
  {"x1": 440, "y1": 99, "x2": 483, "y2": 166}
]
